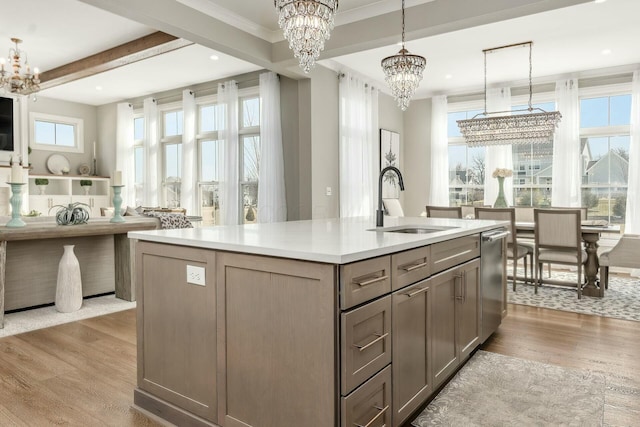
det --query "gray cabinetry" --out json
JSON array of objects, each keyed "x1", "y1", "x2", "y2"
[
  {"x1": 391, "y1": 278, "x2": 432, "y2": 427},
  {"x1": 431, "y1": 258, "x2": 481, "y2": 388}
]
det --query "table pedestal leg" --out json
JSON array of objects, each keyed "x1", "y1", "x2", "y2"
[{"x1": 582, "y1": 233, "x2": 601, "y2": 297}]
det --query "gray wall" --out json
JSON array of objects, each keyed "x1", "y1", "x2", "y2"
[
  {"x1": 96, "y1": 103, "x2": 116, "y2": 178},
  {"x1": 402, "y1": 98, "x2": 431, "y2": 216},
  {"x1": 280, "y1": 75, "x2": 302, "y2": 221},
  {"x1": 28, "y1": 97, "x2": 98, "y2": 176}
]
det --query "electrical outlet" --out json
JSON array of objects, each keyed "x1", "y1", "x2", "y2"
[
  {"x1": 186, "y1": 265, "x2": 206, "y2": 286},
  {"x1": 326, "y1": 186, "x2": 332, "y2": 196}
]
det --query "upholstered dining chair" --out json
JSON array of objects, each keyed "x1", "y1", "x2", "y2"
[
  {"x1": 534, "y1": 209, "x2": 586, "y2": 298},
  {"x1": 475, "y1": 207, "x2": 533, "y2": 291},
  {"x1": 425, "y1": 205, "x2": 462, "y2": 218},
  {"x1": 382, "y1": 198, "x2": 405, "y2": 217},
  {"x1": 599, "y1": 234, "x2": 640, "y2": 291}
]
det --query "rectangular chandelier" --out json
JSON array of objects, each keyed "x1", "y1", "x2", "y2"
[
  {"x1": 458, "y1": 41, "x2": 562, "y2": 148},
  {"x1": 457, "y1": 108, "x2": 562, "y2": 147}
]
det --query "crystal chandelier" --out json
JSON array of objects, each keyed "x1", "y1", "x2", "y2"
[
  {"x1": 275, "y1": 0, "x2": 339, "y2": 74},
  {"x1": 381, "y1": 0, "x2": 426, "y2": 111},
  {"x1": 457, "y1": 42, "x2": 561, "y2": 147},
  {"x1": 0, "y1": 38, "x2": 40, "y2": 96}
]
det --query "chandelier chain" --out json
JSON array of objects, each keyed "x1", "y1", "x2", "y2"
[{"x1": 401, "y1": 0, "x2": 405, "y2": 48}]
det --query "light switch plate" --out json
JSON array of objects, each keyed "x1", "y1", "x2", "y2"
[{"x1": 186, "y1": 265, "x2": 206, "y2": 286}]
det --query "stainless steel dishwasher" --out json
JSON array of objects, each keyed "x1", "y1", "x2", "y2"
[{"x1": 480, "y1": 228, "x2": 508, "y2": 343}]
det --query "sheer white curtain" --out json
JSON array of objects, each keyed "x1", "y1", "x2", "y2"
[
  {"x1": 143, "y1": 98, "x2": 159, "y2": 206},
  {"x1": 552, "y1": 78, "x2": 581, "y2": 207},
  {"x1": 258, "y1": 72, "x2": 287, "y2": 223},
  {"x1": 339, "y1": 72, "x2": 379, "y2": 218},
  {"x1": 115, "y1": 103, "x2": 135, "y2": 206},
  {"x1": 484, "y1": 88, "x2": 514, "y2": 206},
  {"x1": 627, "y1": 71, "x2": 640, "y2": 277},
  {"x1": 180, "y1": 90, "x2": 198, "y2": 216},
  {"x1": 429, "y1": 95, "x2": 449, "y2": 205},
  {"x1": 627, "y1": 71, "x2": 640, "y2": 235},
  {"x1": 218, "y1": 81, "x2": 239, "y2": 225}
]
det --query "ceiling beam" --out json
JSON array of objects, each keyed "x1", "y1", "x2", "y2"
[{"x1": 38, "y1": 31, "x2": 193, "y2": 90}]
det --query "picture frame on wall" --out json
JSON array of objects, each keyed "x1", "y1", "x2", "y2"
[{"x1": 380, "y1": 128, "x2": 400, "y2": 199}]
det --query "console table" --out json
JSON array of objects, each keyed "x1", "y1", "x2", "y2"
[{"x1": 0, "y1": 217, "x2": 159, "y2": 328}]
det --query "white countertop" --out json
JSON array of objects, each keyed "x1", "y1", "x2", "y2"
[{"x1": 128, "y1": 216, "x2": 507, "y2": 264}]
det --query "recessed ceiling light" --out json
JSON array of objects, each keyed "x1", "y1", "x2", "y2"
[
  {"x1": 445, "y1": 74, "x2": 453, "y2": 79},
  {"x1": 594, "y1": 0, "x2": 607, "y2": 3},
  {"x1": 601, "y1": 49, "x2": 612, "y2": 55},
  {"x1": 95, "y1": 86, "x2": 103, "y2": 91},
  {"x1": 209, "y1": 54, "x2": 219, "y2": 61}
]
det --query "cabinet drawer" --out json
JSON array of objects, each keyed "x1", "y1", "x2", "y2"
[
  {"x1": 391, "y1": 246, "x2": 431, "y2": 290},
  {"x1": 431, "y1": 234, "x2": 480, "y2": 274},
  {"x1": 341, "y1": 295, "x2": 392, "y2": 395},
  {"x1": 341, "y1": 365, "x2": 391, "y2": 427},
  {"x1": 340, "y1": 256, "x2": 391, "y2": 310}
]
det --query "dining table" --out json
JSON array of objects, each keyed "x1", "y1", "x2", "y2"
[{"x1": 515, "y1": 222, "x2": 620, "y2": 297}]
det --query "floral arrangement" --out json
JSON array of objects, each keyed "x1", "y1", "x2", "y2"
[{"x1": 492, "y1": 168, "x2": 513, "y2": 178}]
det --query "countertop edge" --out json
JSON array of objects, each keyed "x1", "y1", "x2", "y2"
[{"x1": 129, "y1": 220, "x2": 507, "y2": 264}]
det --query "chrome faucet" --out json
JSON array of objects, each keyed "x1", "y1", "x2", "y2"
[{"x1": 377, "y1": 166, "x2": 405, "y2": 227}]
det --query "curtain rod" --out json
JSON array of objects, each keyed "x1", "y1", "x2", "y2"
[{"x1": 337, "y1": 72, "x2": 377, "y2": 90}]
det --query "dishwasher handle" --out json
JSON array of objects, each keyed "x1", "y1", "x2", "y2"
[{"x1": 482, "y1": 230, "x2": 509, "y2": 242}]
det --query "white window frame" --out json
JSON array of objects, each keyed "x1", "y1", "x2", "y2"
[{"x1": 29, "y1": 112, "x2": 84, "y2": 153}]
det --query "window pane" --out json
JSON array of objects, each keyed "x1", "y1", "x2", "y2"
[
  {"x1": 447, "y1": 112, "x2": 465, "y2": 137},
  {"x1": 242, "y1": 136, "x2": 260, "y2": 181},
  {"x1": 242, "y1": 97, "x2": 260, "y2": 128},
  {"x1": 56, "y1": 123, "x2": 75, "y2": 147},
  {"x1": 165, "y1": 143, "x2": 182, "y2": 179},
  {"x1": 200, "y1": 183, "x2": 219, "y2": 226},
  {"x1": 580, "y1": 97, "x2": 608, "y2": 128},
  {"x1": 34, "y1": 121, "x2": 55, "y2": 145},
  {"x1": 610, "y1": 94, "x2": 631, "y2": 126},
  {"x1": 200, "y1": 104, "x2": 225, "y2": 133},
  {"x1": 134, "y1": 118, "x2": 144, "y2": 140},
  {"x1": 582, "y1": 136, "x2": 629, "y2": 224},
  {"x1": 164, "y1": 111, "x2": 184, "y2": 136},
  {"x1": 201, "y1": 139, "x2": 222, "y2": 182},
  {"x1": 242, "y1": 183, "x2": 258, "y2": 224}
]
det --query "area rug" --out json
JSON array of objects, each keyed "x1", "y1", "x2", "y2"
[
  {"x1": 0, "y1": 294, "x2": 136, "y2": 338},
  {"x1": 508, "y1": 271, "x2": 640, "y2": 322},
  {"x1": 412, "y1": 351, "x2": 605, "y2": 427}
]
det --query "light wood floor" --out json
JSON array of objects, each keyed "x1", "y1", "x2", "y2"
[{"x1": 0, "y1": 305, "x2": 638, "y2": 426}]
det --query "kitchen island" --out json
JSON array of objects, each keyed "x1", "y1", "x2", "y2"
[{"x1": 129, "y1": 216, "x2": 507, "y2": 427}]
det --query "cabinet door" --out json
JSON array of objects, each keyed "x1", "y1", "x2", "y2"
[
  {"x1": 392, "y1": 279, "x2": 431, "y2": 427},
  {"x1": 73, "y1": 195, "x2": 110, "y2": 217},
  {"x1": 430, "y1": 268, "x2": 459, "y2": 388},
  {"x1": 457, "y1": 259, "x2": 481, "y2": 362},
  {"x1": 30, "y1": 195, "x2": 71, "y2": 215},
  {"x1": 136, "y1": 242, "x2": 217, "y2": 422}
]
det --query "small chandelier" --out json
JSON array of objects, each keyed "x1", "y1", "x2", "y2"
[
  {"x1": 0, "y1": 38, "x2": 40, "y2": 96},
  {"x1": 381, "y1": 0, "x2": 426, "y2": 111},
  {"x1": 457, "y1": 41, "x2": 561, "y2": 147},
  {"x1": 275, "y1": 0, "x2": 339, "y2": 74}
]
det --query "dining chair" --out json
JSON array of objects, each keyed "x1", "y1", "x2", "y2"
[
  {"x1": 382, "y1": 198, "x2": 404, "y2": 217},
  {"x1": 599, "y1": 234, "x2": 640, "y2": 292},
  {"x1": 425, "y1": 205, "x2": 462, "y2": 218},
  {"x1": 539, "y1": 207, "x2": 588, "y2": 277},
  {"x1": 475, "y1": 207, "x2": 533, "y2": 291},
  {"x1": 534, "y1": 209, "x2": 586, "y2": 298}
]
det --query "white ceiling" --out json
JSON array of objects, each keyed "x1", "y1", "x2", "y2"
[{"x1": 2, "y1": 0, "x2": 640, "y2": 106}]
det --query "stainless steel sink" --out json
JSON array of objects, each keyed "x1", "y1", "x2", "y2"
[{"x1": 368, "y1": 225, "x2": 458, "y2": 234}]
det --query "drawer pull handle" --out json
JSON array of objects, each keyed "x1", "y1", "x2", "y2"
[
  {"x1": 404, "y1": 286, "x2": 428, "y2": 298},
  {"x1": 434, "y1": 249, "x2": 473, "y2": 265},
  {"x1": 402, "y1": 261, "x2": 428, "y2": 272},
  {"x1": 354, "y1": 405, "x2": 389, "y2": 427},
  {"x1": 353, "y1": 332, "x2": 389, "y2": 352},
  {"x1": 354, "y1": 275, "x2": 388, "y2": 287},
  {"x1": 455, "y1": 273, "x2": 464, "y2": 300}
]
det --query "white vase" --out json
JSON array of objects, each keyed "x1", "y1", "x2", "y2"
[
  {"x1": 55, "y1": 245, "x2": 83, "y2": 313},
  {"x1": 83, "y1": 186, "x2": 90, "y2": 195},
  {"x1": 38, "y1": 185, "x2": 47, "y2": 195}
]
